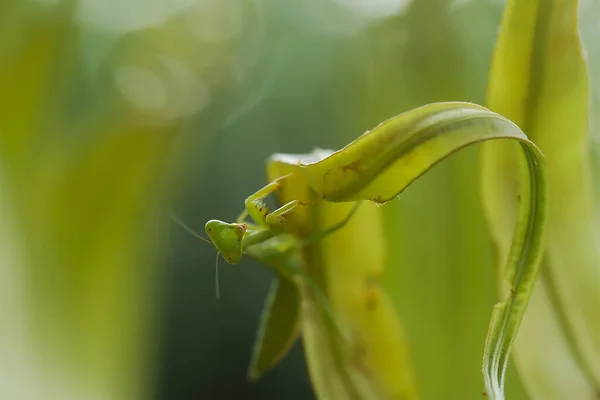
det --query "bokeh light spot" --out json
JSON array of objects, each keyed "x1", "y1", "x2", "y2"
[
  {"x1": 115, "y1": 65, "x2": 167, "y2": 111},
  {"x1": 331, "y1": 0, "x2": 411, "y2": 19},
  {"x1": 186, "y1": 0, "x2": 245, "y2": 42}
]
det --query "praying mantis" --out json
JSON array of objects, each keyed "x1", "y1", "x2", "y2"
[
  {"x1": 205, "y1": 172, "x2": 363, "y2": 374},
  {"x1": 203, "y1": 102, "x2": 548, "y2": 400}
]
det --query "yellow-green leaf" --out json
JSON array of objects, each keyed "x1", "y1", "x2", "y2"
[
  {"x1": 267, "y1": 101, "x2": 547, "y2": 399},
  {"x1": 482, "y1": 0, "x2": 599, "y2": 398},
  {"x1": 247, "y1": 277, "x2": 301, "y2": 381}
]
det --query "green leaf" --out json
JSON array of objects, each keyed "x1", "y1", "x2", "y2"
[
  {"x1": 247, "y1": 277, "x2": 301, "y2": 381},
  {"x1": 482, "y1": 0, "x2": 599, "y2": 398},
  {"x1": 268, "y1": 102, "x2": 547, "y2": 399}
]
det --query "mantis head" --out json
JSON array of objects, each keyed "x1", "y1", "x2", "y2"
[{"x1": 205, "y1": 219, "x2": 247, "y2": 264}]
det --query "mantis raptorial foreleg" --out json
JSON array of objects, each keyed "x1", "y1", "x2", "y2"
[
  {"x1": 243, "y1": 179, "x2": 282, "y2": 224},
  {"x1": 237, "y1": 174, "x2": 313, "y2": 227},
  {"x1": 236, "y1": 178, "x2": 286, "y2": 223},
  {"x1": 265, "y1": 199, "x2": 311, "y2": 226}
]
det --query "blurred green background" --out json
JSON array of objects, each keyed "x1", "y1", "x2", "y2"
[{"x1": 1, "y1": 1, "x2": 599, "y2": 400}]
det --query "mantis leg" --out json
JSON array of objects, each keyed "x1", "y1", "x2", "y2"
[
  {"x1": 242, "y1": 174, "x2": 293, "y2": 225},
  {"x1": 302, "y1": 276, "x2": 352, "y2": 344},
  {"x1": 300, "y1": 201, "x2": 362, "y2": 247},
  {"x1": 235, "y1": 209, "x2": 249, "y2": 223},
  {"x1": 265, "y1": 199, "x2": 312, "y2": 226}
]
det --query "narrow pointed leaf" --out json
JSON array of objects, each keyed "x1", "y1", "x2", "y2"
[{"x1": 482, "y1": 0, "x2": 599, "y2": 397}]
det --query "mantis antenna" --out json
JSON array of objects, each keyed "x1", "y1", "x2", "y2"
[
  {"x1": 170, "y1": 213, "x2": 221, "y2": 298},
  {"x1": 215, "y1": 252, "x2": 221, "y2": 299},
  {"x1": 170, "y1": 213, "x2": 213, "y2": 244}
]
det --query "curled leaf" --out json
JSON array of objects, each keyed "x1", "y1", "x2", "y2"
[
  {"x1": 482, "y1": 0, "x2": 599, "y2": 398},
  {"x1": 268, "y1": 102, "x2": 547, "y2": 399}
]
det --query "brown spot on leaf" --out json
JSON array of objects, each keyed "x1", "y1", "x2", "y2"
[
  {"x1": 364, "y1": 288, "x2": 378, "y2": 310},
  {"x1": 341, "y1": 160, "x2": 362, "y2": 174}
]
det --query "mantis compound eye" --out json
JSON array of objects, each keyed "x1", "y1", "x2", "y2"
[{"x1": 205, "y1": 220, "x2": 246, "y2": 264}]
